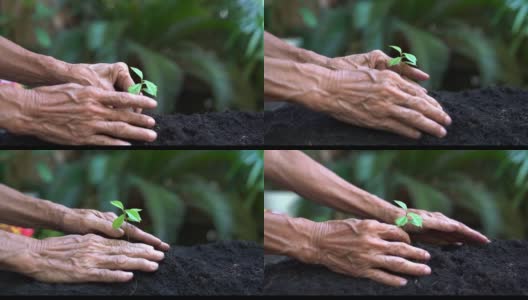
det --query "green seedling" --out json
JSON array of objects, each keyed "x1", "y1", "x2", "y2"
[
  {"x1": 110, "y1": 200, "x2": 142, "y2": 230},
  {"x1": 393, "y1": 200, "x2": 423, "y2": 228},
  {"x1": 388, "y1": 45, "x2": 417, "y2": 68},
  {"x1": 128, "y1": 67, "x2": 158, "y2": 97}
]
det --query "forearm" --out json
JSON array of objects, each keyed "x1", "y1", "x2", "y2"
[
  {"x1": 0, "y1": 184, "x2": 69, "y2": 231},
  {"x1": 264, "y1": 150, "x2": 402, "y2": 223},
  {"x1": 0, "y1": 36, "x2": 76, "y2": 86},
  {"x1": 264, "y1": 31, "x2": 328, "y2": 66},
  {"x1": 0, "y1": 230, "x2": 38, "y2": 273},
  {"x1": 264, "y1": 211, "x2": 317, "y2": 262}
]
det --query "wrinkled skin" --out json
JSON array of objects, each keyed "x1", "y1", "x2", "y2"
[
  {"x1": 62, "y1": 209, "x2": 170, "y2": 251},
  {"x1": 11, "y1": 83, "x2": 158, "y2": 145},
  {"x1": 10, "y1": 234, "x2": 164, "y2": 283},
  {"x1": 299, "y1": 219, "x2": 431, "y2": 287}
]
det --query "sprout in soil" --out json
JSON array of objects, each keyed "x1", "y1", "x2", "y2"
[
  {"x1": 394, "y1": 200, "x2": 423, "y2": 228},
  {"x1": 388, "y1": 45, "x2": 417, "y2": 68},
  {"x1": 128, "y1": 67, "x2": 158, "y2": 97},
  {"x1": 110, "y1": 200, "x2": 142, "y2": 230}
]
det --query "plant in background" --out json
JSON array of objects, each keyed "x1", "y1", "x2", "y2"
[
  {"x1": 128, "y1": 67, "x2": 158, "y2": 97},
  {"x1": 110, "y1": 200, "x2": 142, "y2": 230},
  {"x1": 394, "y1": 200, "x2": 423, "y2": 228},
  {"x1": 388, "y1": 45, "x2": 417, "y2": 68}
]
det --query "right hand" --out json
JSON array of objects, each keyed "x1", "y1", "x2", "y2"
[
  {"x1": 12, "y1": 234, "x2": 164, "y2": 283},
  {"x1": 12, "y1": 83, "x2": 158, "y2": 145},
  {"x1": 310, "y1": 68, "x2": 451, "y2": 139},
  {"x1": 298, "y1": 219, "x2": 432, "y2": 287}
]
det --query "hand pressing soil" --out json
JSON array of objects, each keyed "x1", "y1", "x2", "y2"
[
  {"x1": 264, "y1": 240, "x2": 528, "y2": 295},
  {"x1": 265, "y1": 87, "x2": 528, "y2": 146},
  {"x1": 0, "y1": 241, "x2": 263, "y2": 296}
]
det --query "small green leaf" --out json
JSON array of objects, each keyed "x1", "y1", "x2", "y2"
[
  {"x1": 110, "y1": 200, "x2": 124, "y2": 210},
  {"x1": 143, "y1": 80, "x2": 158, "y2": 97},
  {"x1": 125, "y1": 209, "x2": 142, "y2": 223},
  {"x1": 394, "y1": 200, "x2": 408, "y2": 210},
  {"x1": 405, "y1": 61, "x2": 417, "y2": 66},
  {"x1": 395, "y1": 216, "x2": 408, "y2": 227},
  {"x1": 403, "y1": 53, "x2": 417, "y2": 64},
  {"x1": 112, "y1": 214, "x2": 125, "y2": 229},
  {"x1": 130, "y1": 67, "x2": 143, "y2": 80},
  {"x1": 388, "y1": 57, "x2": 402, "y2": 67},
  {"x1": 389, "y1": 45, "x2": 402, "y2": 55},
  {"x1": 128, "y1": 83, "x2": 142, "y2": 95},
  {"x1": 408, "y1": 212, "x2": 423, "y2": 227}
]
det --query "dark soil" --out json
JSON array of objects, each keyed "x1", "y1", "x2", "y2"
[
  {"x1": 0, "y1": 241, "x2": 263, "y2": 296},
  {"x1": 264, "y1": 87, "x2": 528, "y2": 146},
  {"x1": 0, "y1": 111, "x2": 264, "y2": 146},
  {"x1": 263, "y1": 240, "x2": 528, "y2": 295}
]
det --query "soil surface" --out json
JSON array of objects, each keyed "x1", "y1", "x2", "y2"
[
  {"x1": 264, "y1": 87, "x2": 528, "y2": 146},
  {"x1": 264, "y1": 240, "x2": 528, "y2": 295},
  {"x1": 0, "y1": 111, "x2": 264, "y2": 146},
  {"x1": 0, "y1": 241, "x2": 263, "y2": 296}
]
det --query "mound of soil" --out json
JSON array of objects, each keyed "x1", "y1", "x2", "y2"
[
  {"x1": 0, "y1": 241, "x2": 263, "y2": 296},
  {"x1": 264, "y1": 87, "x2": 528, "y2": 146},
  {"x1": 0, "y1": 111, "x2": 264, "y2": 146},
  {"x1": 264, "y1": 240, "x2": 528, "y2": 295}
]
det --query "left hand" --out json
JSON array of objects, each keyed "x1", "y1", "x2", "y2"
[
  {"x1": 328, "y1": 50, "x2": 430, "y2": 84},
  {"x1": 402, "y1": 209, "x2": 490, "y2": 245},
  {"x1": 61, "y1": 208, "x2": 170, "y2": 251}
]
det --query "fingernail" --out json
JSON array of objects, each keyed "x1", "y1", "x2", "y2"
[
  {"x1": 149, "y1": 262, "x2": 159, "y2": 271},
  {"x1": 400, "y1": 279, "x2": 408, "y2": 286},
  {"x1": 439, "y1": 127, "x2": 447, "y2": 137},
  {"x1": 445, "y1": 115, "x2": 452, "y2": 125},
  {"x1": 148, "y1": 118, "x2": 156, "y2": 127},
  {"x1": 148, "y1": 130, "x2": 157, "y2": 141},
  {"x1": 423, "y1": 266, "x2": 431, "y2": 274},
  {"x1": 149, "y1": 100, "x2": 158, "y2": 107},
  {"x1": 424, "y1": 252, "x2": 431, "y2": 260}
]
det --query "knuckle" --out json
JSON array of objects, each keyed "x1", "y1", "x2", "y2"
[
  {"x1": 116, "y1": 62, "x2": 128, "y2": 71},
  {"x1": 114, "y1": 255, "x2": 129, "y2": 266}
]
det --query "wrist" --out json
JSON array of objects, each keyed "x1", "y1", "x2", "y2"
[
  {"x1": 289, "y1": 217, "x2": 322, "y2": 264},
  {"x1": 0, "y1": 231, "x2": 41, "y2": 274},
  {"x1": 0, "y1": 87, "x2": 35, "y2": 135}
]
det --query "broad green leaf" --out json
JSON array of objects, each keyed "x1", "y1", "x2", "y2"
[
  {"x1": 405, "y1": 61, "x2": 417, "y2": 66},
  {"x1": 110, "y1": 200, "x2": 124, "y2": 210},
  {"x1": 388, "y1": 57, "x2": 402, "y2": 66},
  {"x1": 403, "y1": 53, "x2": 417, "y2": 64},
  {"x1": 35, "y1": 28, "x2": 51, "y2": 48},
  {"x1": 389, "y1": 45, "x2": 402, "y2": 54},
  {"x1": 395, "y1": 216, "x2": 408, "y2": 227},
  {"x1": 128, "y1": 83, "x2": 142, "y2": 95},
  {"x1": 394, "y1": 200, "x2": 408, "y2": 210},
  {"x1": 408, "y1": 212, "x2": 423, "y2": 227},
  {"x1": 300, "y1": 7, "x2": 318, "y2": 28},
  {"x1": 112, "y1": 214, "x2": 125, "y2": 229},
  {"x1": 36, "y1": 163, "x2": 53, "y2": 183},
  {"x1": 130, "y1": 67, "x2": 143, "y2": 80},
  {"x1": 125, "y1": 209, "x2": 142, "y2": 223},
  {"x1": 143, "y1": 80, "x2": 158, "y2": 97}
]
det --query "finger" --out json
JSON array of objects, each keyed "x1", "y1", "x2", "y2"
[
  {"x1": 90, "y1": 218, "x2": 124, "y2": 238},
  {"x1": 98, "y1": 91, "x2": 157, "y2": 109},
  {"x1": 122, "y1": 222, "x2": 170, "y2": 251},
  {"x1": 402, "y1": 96, "x2": 451, "y2": 126},
  {"x1": 399, "y1": 64, "x2": 430, "y2": 81},
  {"x1": 86, "y1": 135, "x2": 131, "y2": 146},
  {"x1": 105, "y1": 109, "x2": 156, "y2": 128},
  {"x1": 94, "y1": 121, "x2": 157, "y2": 142},
  {"x1": 390, "y1": 106, "x2": 447, "y2": 138},
  {"x1": 86, "y1": 269, "x2": 134, "y2": 283},
  {"x1": 114, "y1": 63, "x2": 135, "y2": 92},
  {"x1": 98, "y1": 255, "x2": 159, "y2": 272},
  {"x1": 442, "y1": 221, "x2": 490, "y2": 244},
  {"x1": 401, "y1": 76, "x2": 428, "y2": 95},
  {"x1": 381, "y1": 119, "x2": 422, "y2": 139},
  {"x1": 397, "y1": 79, "x2": 445, "y2": 112},
  {"x1": 376, "y1": 224, "x2": 412, "y2": 244},
  {"x1": 366, "y1": 269, "x2": 408, "y2": 287},
  {"x1": 104, "y1": 240, "x2": 165, "y2": 261},
  {"x1": 384, "y1": 241, "x2": 430, "y2": 261},
  {"x1": 374, "y1": 255, "x2": 431, "y2": 276}
]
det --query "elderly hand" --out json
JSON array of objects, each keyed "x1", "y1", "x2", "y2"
[
  {"x1": 295, "y1": 218, "x2": 432, "y2": 287},
  {"x1": 9, "y1": 234, "x2": 164, "y2": 283},
  {"x1": 305, "y1": 67, "x2": 451, "y2": 139},
  {"x1": 7, "y1": 83, "x2": 157, "y2": 145},
  {"x1": 61, "y1": 208, "x2": 169, "y2": 251}
]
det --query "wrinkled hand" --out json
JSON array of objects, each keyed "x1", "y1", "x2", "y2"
[
  {"x1": 298, "y1": 219, "x2": 431, "y2": 287},
  {"x1": 328, "y1": 50, "x2": 430, "y2": 83},
  {"x1": 313, "y1": 68, "x2": 451, "y2": 139},
  {"x1": 62, "y1": 209, "x2": 170, "y2": 251},
  {"x1": 13, "y1": 83, "x2": 157, "y2": 145},
  {"x1": 13, "y1": 234, "x2": 164, "y2": 283},
  {"x1": 403, "y1": 209, "x2": 490, "y2": 245}
]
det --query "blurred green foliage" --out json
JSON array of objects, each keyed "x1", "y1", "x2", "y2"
[
  {"x1": 284, "y1": 150, "x2": 528, "y2": 240},
  {"x1": 0, "y1": 0, "x2": 263, "y2": 113},
  {"x1": 0, "y1": 150, "x2": 263, "y2": 245},
  {"x1": 265, "y1": 0, "x2": 528, "y2": 90}
]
